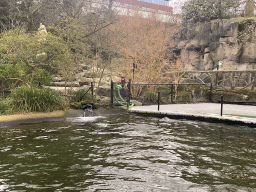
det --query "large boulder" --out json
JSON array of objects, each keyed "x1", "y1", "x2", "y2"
[
  {"x1": 172, "y1": 18, "x2": 256, "y2": 71},
  {"x1": 203, "y1": 53, "x2": 214, "y2": 70},
  {"x1": 239, "y1": 42, "x2": 256, "y2": 63},
  {"x1": 96, "y1": 84, "x2": 111, "y2": 97},
  {"x1": 220, "y1": 19, "x2": 238, "y2": 37},
  {"x1": 208, "y1": 41, "x2": 239, "y2": 62},
  {"x1": 196, "y1": 22, "x2": 212, "y2": 47}
]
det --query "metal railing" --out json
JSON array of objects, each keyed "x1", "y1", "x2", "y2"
[
  {"x1": 78, "y1": 82, "x2": 94, "y2": 102},
  {"x1": 110, "y1": 80, "x2": 208, "y2": 108},
  {"x1": 165, "y1": 70, "x2": 256, "y2": 90}
]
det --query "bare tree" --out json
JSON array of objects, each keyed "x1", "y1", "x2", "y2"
[{"x1": 110, "y1": 13, "x2": 177, "y2": 95}]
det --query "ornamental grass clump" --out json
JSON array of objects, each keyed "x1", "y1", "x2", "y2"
[
  {"x1": 0, "y1": 100, "x2": 9, "y2": 115},
  {"x1": 9, "y1": 86, "x2": 66, "y2": 113}
]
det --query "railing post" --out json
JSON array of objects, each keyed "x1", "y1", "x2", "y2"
[
  {"x1": 171, "y1": 84, "x2": 174, "y2": 104},
  {"x1": 91, "y1": 82, "x2": 94, "y2": 99},
  {"x1": 111, "y1": 80, "x2": 114, "y2": 107},
  {"x1": 127, "y1": 79, "x2": 131, "y2": 109},
  {"x1": 158, "y1": 91, "x2": 160, "y2": 111},
  {"x1": 220, "y1": 95, "x2": 223, "y2": 116},
  {"x1": 209, "y1": 83, "x2": 212, "y2": 102}
]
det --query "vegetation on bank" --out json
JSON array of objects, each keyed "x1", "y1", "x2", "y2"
[
  {"x1": 0, "y1": 85, "x2": 102, "y2": 116},
  {"x1": 0, "y1": 86, "x2": 66, "y2": 115},
  {"x1": 69, "y1": 89, "x2": 99, "y2": 110}
]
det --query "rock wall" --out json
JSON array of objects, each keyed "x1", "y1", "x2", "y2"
[{"x1": 173, "y1": 18, "x2": 256, "y2": 71}]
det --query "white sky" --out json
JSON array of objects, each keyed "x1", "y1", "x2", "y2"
[
  {"x1": 142, "y1": 0, "x2": 188, "y2": 14},
  {"x1": 167, "y1": 0, "x2": 188, "y2": 14}
]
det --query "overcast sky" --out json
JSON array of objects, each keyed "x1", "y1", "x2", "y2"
[{"x1": 142, "y1": 0, "x2": 188, "y2": 14}]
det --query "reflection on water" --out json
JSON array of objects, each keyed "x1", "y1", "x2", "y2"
[{"x1": 0, "y1": 114, "x2": 256, "y2": 191}]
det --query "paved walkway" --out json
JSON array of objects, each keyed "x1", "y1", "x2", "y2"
[{"x1": 129, "y1": 103, "x2": 256, "y2": 127}]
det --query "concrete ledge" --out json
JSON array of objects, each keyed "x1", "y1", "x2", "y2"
[{"x1": 129, "y1": 104, "x2": 256, "y2": 127}]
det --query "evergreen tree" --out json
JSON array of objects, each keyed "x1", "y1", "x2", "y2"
[
  {"x1": 182, "y1": 0, "x2": 239, "y2": 24},
  {"x1": 0, "y1": 29, "x2": 74, "y2": 88},
  {"x1": 0, "y1": 0, "x2": 9, "y2": 32}
]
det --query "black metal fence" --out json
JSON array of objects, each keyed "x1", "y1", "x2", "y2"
[
  {"x1": 111, "y1": 79, "x2": 132, "y2": 108},
  {"x1": 111, "y1": 80, "x2": 210, "y2": 108},
  {"x1": 78, "y1": 82, "x2": 94, "y2": 101}
]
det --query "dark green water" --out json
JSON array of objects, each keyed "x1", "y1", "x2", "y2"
[{"x1": 0, "y1": 114, "x2": 256, "y2": 191}]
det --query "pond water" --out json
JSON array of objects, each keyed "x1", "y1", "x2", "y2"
[{"x1": 0, "y1": 114, "x2": 256, "y2": 191}]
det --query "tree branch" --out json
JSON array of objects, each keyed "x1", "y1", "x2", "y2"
[
  {"x1": 81, "y1": 21, "x2": 115, "y2": 39},
  {"x1": 13, "y1": 67, "x2": 34, "y2": 88}
]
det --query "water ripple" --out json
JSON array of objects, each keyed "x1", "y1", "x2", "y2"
[{"x1": 0, "y1": 115, "x2": 255, "y2": 191}]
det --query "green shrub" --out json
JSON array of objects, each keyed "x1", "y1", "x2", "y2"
[
  {"x1": 182, "y1": 0, "x2": 238, "y2": 25},
  {"x1": 69, "y1": 101, "x2": 98, "y2": 110},
  {"x1": 70, "y1": 89, "x2": 92, "y2": 102},
  {"x1": 143, "y1": 91, "x2": 158, "y2": 102},
  {"x1": 9, "y1": 86, "x2": 66, "y2": 113},
  {"x1": 0, "y1": 63, "x2": 53, "y2": 91},
  {"x1": 0, "y1": 100, "x2": 9, "y2": 115},
  {"x1": 69, "y1": 89, "x2": 96, "y2": 109},
  {"x1": 101, "y1": 100, "x2": 111, "y2": 106},
  {"x1": 177, "y1": 90, "x2": 191, "y2": 98},
  {"x1": 33, "y1": 68, "x2": 52, "y2": 86}
]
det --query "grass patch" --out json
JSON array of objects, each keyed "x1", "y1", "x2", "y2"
[
  {"x1": 10, "y1": 86, "x2": 66, "y2": 112},
  {"x1": 0, "y1": 110, "x2": 66, "y2": 122}
]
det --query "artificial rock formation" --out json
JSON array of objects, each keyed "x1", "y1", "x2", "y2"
[{"x1": 173, "y1": 18, "x2": 256, "y2": 71}]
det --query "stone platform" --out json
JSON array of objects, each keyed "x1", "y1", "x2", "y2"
[{"x1": 129, "y1": 103, "x2": 256, "y2": 127}]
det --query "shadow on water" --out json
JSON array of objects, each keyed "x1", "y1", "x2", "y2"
[{"x1": 0, "y1": 114, "x2": 256, "y2": 191}]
